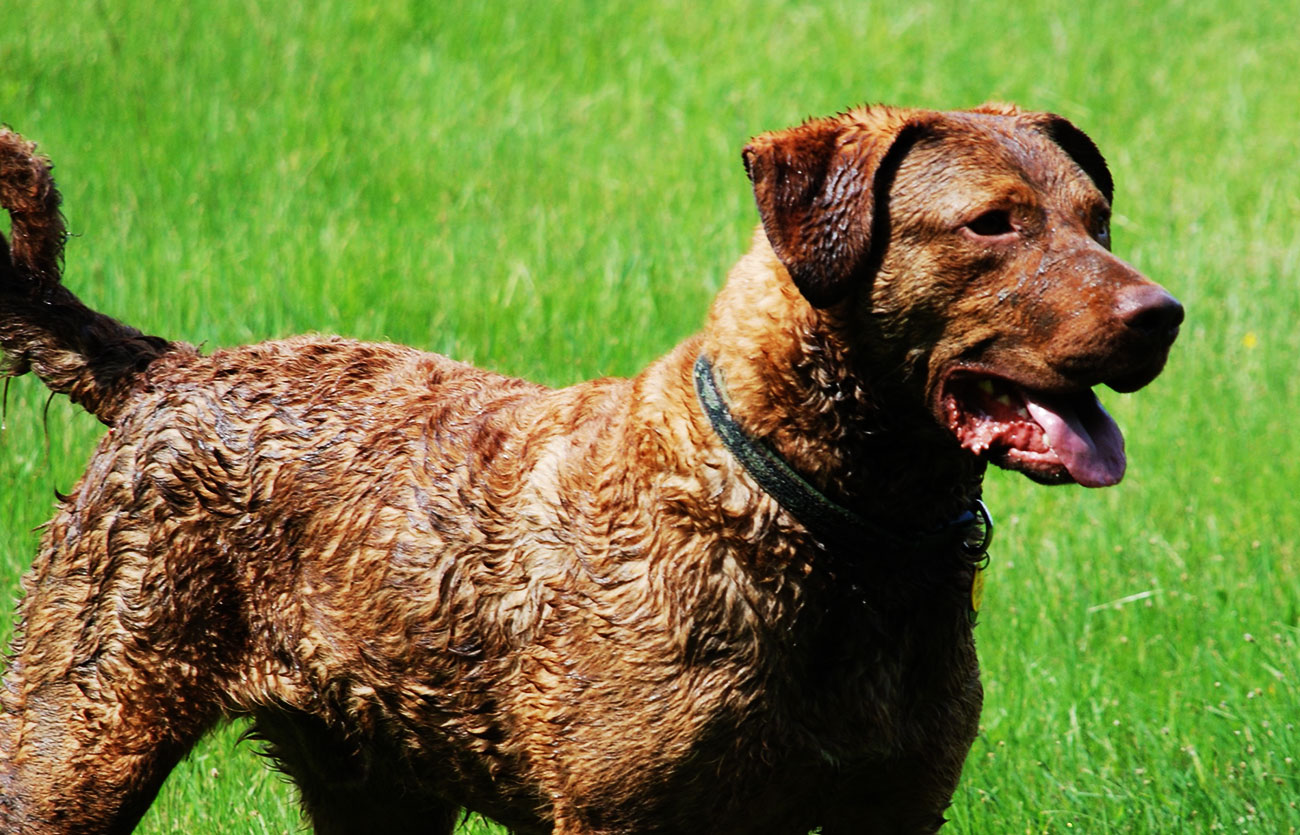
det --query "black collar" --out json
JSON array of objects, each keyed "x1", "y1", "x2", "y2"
[{"x1": 693, "y1": 353, "x2": 992, "y2": 558}]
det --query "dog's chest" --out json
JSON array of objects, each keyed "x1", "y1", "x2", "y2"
[{"x1": 765, "y1": 595, "x2": 980, "y2": 743}]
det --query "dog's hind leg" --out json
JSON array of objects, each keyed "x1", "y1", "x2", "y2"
[
  {"x1": 0, "y1": 666, "x2": 218, "y2": 834},
  {"x1": 0, "y1": 594, "x2": 222, "y2": 832},
  {"x1": 0, "y1": 464, "x2": 240, "y2": 832},
  {"x1": 0, "y1": 550, "x2": 229, "y2": 832}
]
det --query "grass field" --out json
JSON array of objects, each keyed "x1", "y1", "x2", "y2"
[{"x1": 2, "y1": 0, "x2": 1298, "y2": 832}]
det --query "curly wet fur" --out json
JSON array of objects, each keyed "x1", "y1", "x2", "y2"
[{"x1": 0, "y1": 106, "x2": 1178, "y2": 834}]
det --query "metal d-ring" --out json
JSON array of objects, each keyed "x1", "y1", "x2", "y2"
[{"x1": 961, "y1": 499, "x2": 994, "y2": 563}]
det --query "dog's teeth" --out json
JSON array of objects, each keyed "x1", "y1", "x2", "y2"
[
  {"x1": 978, "y1": 380, "x2": 995, "y2": 395},
  {"x1": 996, "y1": 393, "x2": 1016, "y2": 407}
]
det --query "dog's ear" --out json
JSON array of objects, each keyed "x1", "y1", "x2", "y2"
[
  {"x1": 743, "y1": 109, "x2": 926, "y2": 308},
  {"x1": 1030, "y1": 114, "x2": 1115, "y2": 205}
]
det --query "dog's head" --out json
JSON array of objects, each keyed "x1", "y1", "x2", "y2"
[{"x1": 743, "y1": 104, "x2": 1182, "y2": 487}]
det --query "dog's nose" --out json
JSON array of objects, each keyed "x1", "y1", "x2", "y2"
[{"x1": 1116, "y1": 285, "x2": 1184, "y2": 343}]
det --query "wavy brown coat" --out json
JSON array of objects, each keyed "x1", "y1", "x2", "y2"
[{"x1": 0, "y1": 104, "x2": 1180, "y2": 834}]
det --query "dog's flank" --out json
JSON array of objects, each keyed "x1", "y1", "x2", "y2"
[
  {"x1": 0, "y1": 106, "x2": 1179, "y2": 834},
  {"x1": 0, "y1": 129, "x2": 188, "y2": 424}
]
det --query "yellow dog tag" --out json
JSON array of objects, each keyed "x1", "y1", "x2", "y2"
[{"x1": 969, "y1": 566, "x2": 986, "y2": 625}]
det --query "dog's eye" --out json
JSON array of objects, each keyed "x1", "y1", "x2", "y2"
[
  {"x1": 963, "y1": 210, "x2": 1016, "y2": 238},
  {"x1": 1095, "y1": 221, "x2": 1112, "y2": 249}
]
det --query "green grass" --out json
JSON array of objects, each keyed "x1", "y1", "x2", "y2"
[{"x1": 2, "y1": 0, "x2": 1298, "y2": 831}]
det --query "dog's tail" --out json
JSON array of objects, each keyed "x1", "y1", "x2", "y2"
[{"x1": 1, "y1": 128, "x2": 185, "y2": 425}]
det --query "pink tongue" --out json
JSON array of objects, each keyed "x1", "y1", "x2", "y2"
[{"x1": 1024, "y1": 391, "x2": 1126, "y2": 487}]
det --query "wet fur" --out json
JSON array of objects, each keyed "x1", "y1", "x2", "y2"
[{"x1": 0, "y1": 105, "x2": 1176, "y2": 834}]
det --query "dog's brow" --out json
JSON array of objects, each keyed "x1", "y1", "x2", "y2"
[{"x1": 895, "y1": 144, "x2": 1042, "y2": 221}]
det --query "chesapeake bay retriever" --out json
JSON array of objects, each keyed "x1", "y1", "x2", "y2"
[{"x1": 0, "y1": 103, "x2": 1181, "y2": 834}]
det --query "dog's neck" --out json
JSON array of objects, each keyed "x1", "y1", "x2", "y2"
[{"x1": 700, "y1": 232, "x2": 986, "y2": 533}]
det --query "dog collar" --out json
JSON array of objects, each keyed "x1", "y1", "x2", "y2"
[{"x1": 693, "y1": 353, "x2": 993, "y2": 559}]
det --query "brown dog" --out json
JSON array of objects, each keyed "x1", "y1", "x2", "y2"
[{"x1": 0, "y1": 103, "x2": 1180, "y2": 834}]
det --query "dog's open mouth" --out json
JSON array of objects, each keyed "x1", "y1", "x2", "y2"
[{"x1": 941, "y1": 375, "x2": 1126, "y2": 487}]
